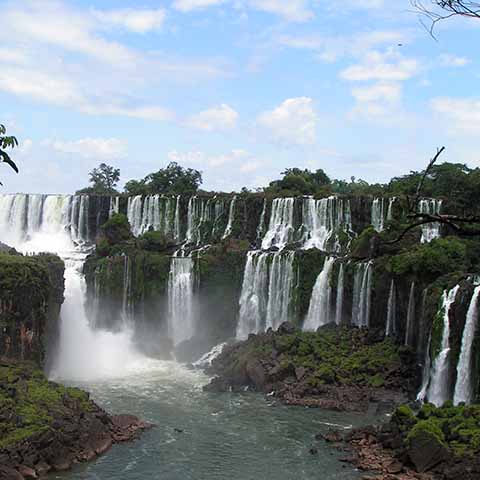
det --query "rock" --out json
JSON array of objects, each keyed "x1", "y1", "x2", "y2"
[
  {"x1": 0, "y1": 466, "x2": 24, "y2": 480},
  {"x1": 93, "y1": 437, "x2": 113, "y2": 455},
  {"x1": 385, "y1": 460, "x2": 403, "y2": 474},
  {"x1": 309, "y1": 446, "x2": 318, "y2": 455},
  {"x1": 317, "y1": 429, "x2": 343, "y2": 443},
  {"x1": 407, "y1": 429, "x2": 450, "y2": 473},
  {"x1": 246, "y1": 359, "x2": 267, "y2": 389},
  {"x1": 277, "y1": 322, "x2": 297, "y2": 334},
  {"x1": 17, "y1": 466, "x2": 37, "y2": 479},
  {"x1": 295, "y1": 367, "x2": 306, "y2": 381},
  {"x1": 52, "y1": 460, "x2": 71, "y2": 472},
  {"x1": 33, "y1": 462, "x2": 50, "y2": 476}
]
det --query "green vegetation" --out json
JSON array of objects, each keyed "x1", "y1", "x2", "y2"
[
  {"x1": 393, "y1": 403, "x2": 480, "y2": 457},
  {"x1": 100, "y1": 213, "x2": 133, "y2": 247},
  {"x1": 124, "y1": 161, "x2": 202, "y2": 196},
  {"x1": 76, "y1": 163, "x2": 121, "y2": 195},
  {"x1": 0, "y1": 123, "x2": 19, "y2": 183},
  {"x1": 0, "y1": 362, "x2": 93, "y2": 449}
]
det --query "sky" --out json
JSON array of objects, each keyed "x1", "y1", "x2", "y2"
[{"x1": 1, "y1": 0, "x2": 479, "y2": 194}]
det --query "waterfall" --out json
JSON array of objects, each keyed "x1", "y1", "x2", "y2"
[
  {"x1": 386, "y1": 197, "x2": 396, "y2": 222},
  {"x1": 371, "y1": 198, "x2": 385, "y2": 232},
  {"x1": 0, "y1": 193, "x2": 140, "y2": 381},
  {"x1": 109, "y1": 197, "x2": 120, "y2": 217},
  {"x1": 453, "y1": 285, "x2": 480, "y2": 405},
  {"x1": 237, "y1": 252, "x2": 269, "y2": 339},
  {"x1": 427, "y1": 285, "x2": 459, "y2": 406},
  {"x1": 236, "y1": 251, "x2": 295, "y2": 338},
  {"x1": 302, "y1": 196, "x2": 352, "y2": 251},
  {"x1": 351, "y1": 262, "x2": 372, "y2": 327},
  {"x1": 222, "y1": 196, "x2": 237, "y2": 239},
  {"x1": 386, "y1": 280, "x2": 397, "y2": 337},
  {"x1": 121, "y1": 255, "x2": 133, "y2": 326},
  {"x1": 265, "y1": 252, "x2": 296, "y2": 331},
  {"x1": 303, "y1": 257, "x2": 335, "y2": 331},
  {"x1": 257, "y1": 198, "x2": 267, "y2": 243},
  {"x1": 419, "y1": 199, "x2": 442, "y2": 243},
  {"x1": 405, "y1": 282, "x2": 416, "y2": 346},
  {"x1": 417, "y1": 333, "x2": 432, "y2": 402},
  {"x1": 335, "y1": 263, "x2": 345, "y2": 325},
  {"x1": 262, "y1": 198, "x2": 295, "y2": 250},
  {"x1": 127, "y1": 195, "x2": 144, "y2": 237},
  {"x1": 168, "y1": 251, "x2": 195, "y2": 346}
]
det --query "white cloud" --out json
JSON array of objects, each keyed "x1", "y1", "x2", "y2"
[
  {"x1": 439, "y1": 54, "x2": 470, "y2": 68},
  {"x1": 44, "y1": 138, "x2": 128, "y2": 159},
  {"x1": 187, "y1": 104, "x2": 239, "y2": 131},
  {"x1": 257, "y1": 97, "x2": 317, "y2": 145},
  {"x1": 173, "y1": 0, "x2": 314, "y2": 22},
  {"x1": 341, "y1": 50, "x2": 418, "y2": 82},
  {"x1": 168, "y1": 148, "x2": 250, "y2": 168},
  {"x1": 93, "y1": 8, "x2": 166, "y2": 34},
  {"x1": 431, "y1": 97, "x2": 480, "y2": 135},
  {"x1": 351, "y1": 82, "x2": 401, "y2": 103}
]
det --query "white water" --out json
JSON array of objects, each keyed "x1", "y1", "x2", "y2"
[
  {"x1": 385, "y1": 280, "x2": 397, "y2": 337},
  {"x1": 419, "y1": 199, "x2": 442, "y2": 243},
  {"x1": 168, "y1": 251, "x2": 196, "y2": 346},
  {"x1": 237, "y1": 251, "x2": 296, "y2": 338},
  {"x1": 351, "y1": 262, "x2": 372, "y2": 327},
  {"x1": 427, "y1": 285, "x2": 459, "y2": 406},
  {"x1": 335, "y1": 263, "x2": 345, "y2": 325},
  {"x1": 417, "y1": 332, "x2": 432, "y2": 402},
  {"x1": 371, "y1": 198, "x2": 385, "y2": 232},
  {"x1": 405, "y1": 282, "x2": 416, "y2": 346},
  {"x1": 304, "y1": 257, "x2": 335, "y2": 331},
  {"x1": 222, "y1": 195, "x2": 237, "y2": 239},
  {"x1": 262, "y1": 198, "x2": 295, "y2": 250},
  {"x1": 453, "y1": 286, "x2": 480, "y2": 405},
  {"x1": 193, "y1": 342, "x2": 228, "y2": 368}
]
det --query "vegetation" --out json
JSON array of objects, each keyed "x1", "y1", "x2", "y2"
[
  {"x1": 77, "y1": 163, "x2": 121, "y2": 195},
  {"x1": 0, "y1": 124, "x2": 19, "y2": 184},
  {"x1": 124, "y1": 161, "x2": 202, "y2": 196}
]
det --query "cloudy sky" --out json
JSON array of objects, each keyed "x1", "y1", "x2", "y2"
[{"x1": 1, "y1": 0, "x2": 479, "y2": 193}]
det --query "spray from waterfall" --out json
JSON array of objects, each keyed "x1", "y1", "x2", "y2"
[
  {"x1": 303, "y1": 257, "x2": 335, "y2": 331},
  {"x1": 386, "y1": 280, "x2": 397, "y2": 337},
  {"x1": 453, "y1": 286, "x2": 480, "y2": 405}
]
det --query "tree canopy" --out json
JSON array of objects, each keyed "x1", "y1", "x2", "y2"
[
  {"x1": 266, "y1": 168, "x2": 331, "y2": 196},
  {"x1": 0, "y1": 125, "x2": 19, "y2": 185},
  {"x1": 77, "y1": 163, "x2": 120, "y2": 195},
  {"x1": 124, "y1": 162, "x2": 202, "y2": 196}
]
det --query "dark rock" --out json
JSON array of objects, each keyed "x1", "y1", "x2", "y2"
[
  {"x1": 317, "y1": 429, "x2": 343, "y2": 443},
  {"x1": 0, "y1": 466, "x2": 24, "y2": 479},
  {"x1": 309, "y1": 446, "x2": 318, "y2": 455},
  {"x1": 17, "y1": 465, "x2": 37, "y2": 479},
  {"x1": 246, "y1": 359, "x2": 267, "y2": 389},
  {"x1": 407, "y1": 429, "x2": 450, "y2": 473},
  {"x1": 277, "y1": 322, "x2": 297, "y2": 334}
]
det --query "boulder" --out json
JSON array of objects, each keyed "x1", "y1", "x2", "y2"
[
  {"x1": 407, "y1": 428, "x2": 450, "y2": 472},
  {"x1": 246, "y1": 359, "x2": 267, "y2": 389},
  {"x1": 0, "y1": 466, "x2": 24, "y2": 480},
  {"x1": 277, "y1": 322, "x2": 297, "y2": 335}
]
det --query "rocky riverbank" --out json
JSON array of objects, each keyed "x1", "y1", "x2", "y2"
[
  {"x1": 0, "y1": 361, "x2": 152, "y2": 479},
  {"x1": 316, "y1": 403, "x2": 480, "y2": 480},
  {"x1": 204, "y1": 324, "x2": 418, "y2": 413}
]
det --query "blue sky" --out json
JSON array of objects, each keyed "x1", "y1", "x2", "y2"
[{"x1": 1, "y1": 0, "x2": 479, "y2": 193}]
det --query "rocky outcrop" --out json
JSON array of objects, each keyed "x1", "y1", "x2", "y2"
[
  {"x1": 0, "y1": 253, "x2": 64, "y2": 365},
  {"x1": 0, "y1": 361, "x2": 152, "y2": 479},
  {"x1": 204, "y1": 324, "x2": 418, "y2": 412}
]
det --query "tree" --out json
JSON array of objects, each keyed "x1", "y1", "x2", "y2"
[
  {"x1": 0, "y1": 124, "x2": 19, "y2": 184},
  {"x1": 77, "y1": 163, "x2": 120, "y2": 195},
  {"x1": 266, "y1": 168, "x2": 331, "y2": 196},
  {"x1": 412, "y1": 1, "x2": 480, "y2": 34},
  {"x1": 124, "y1": 162, "x2": 202, "y2": 196}
]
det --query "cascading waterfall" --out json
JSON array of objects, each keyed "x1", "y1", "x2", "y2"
[
  {"x1": 222, "y1": 195, "x2": 237, "y2": 239},
  {"x1": 371, "y1": 198, "x2": 385, "y2": 232},
  {"x1": 109, "y1": 197, "x2": 120, "y2": 217},
  {"x1": 386, "y1": 280, "x2": 397, "y2": 337},
  {"x1": 386, "y1": 197, "x2": 396, "y2": 222},
  {"x1": 351, "y1": 262, "x2": 373, "y2": 327},
  {"x1": 256, "y1": 198, "x2": 267, "y2": 243},
  {"x1": 0, "y1": 193, "x2": 140, "y2": 380},
  {"x1": 303, "y1": 257, "x2": 335, "y2": 331},
  {"x1": 453, "y1": 285, "x2": 480, "y2": 405},
  {"x1": 262, "y1": 198, "x2": 295, "y2": 250},
  {"x1": 265, "y1": 252, "x2": 296, "y2": 331},
  {"x1": 427, "y1": 285, "x2": 460, "y2": 407},
  {"x1": 405, "y1": 282, "x2": 416, "y2": 346},
  {"x1": 121, "y1": 255, "x2": 133, "y2": 326},
  {"x1": 335, "y1": 263, "x2": 345, "y2": 325},
  {"x1": 419, "y1": 199, "x2": 442, "y2": 243},
  {"x1": 417, "y1": 333, "x2": 432, "y2": 402},
  {"x1": 237, "y1": 251, "x2": 296, "y2": 338},
  {"x1": 168, "y1": 251, "x2": 196, "y2": 346},
  {"x1": 127, "y1": 195, "x2": 144, "y2": 237},
  {"x1": 302, "y1": 196, "x2": 352, "y2": 251}
]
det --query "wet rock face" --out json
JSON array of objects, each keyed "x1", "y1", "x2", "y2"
[
  {"x1": 0, "y1": 253, "x2": 65, "y2": 365},
  {"x1": 0, "y1": 361, "x2": 152, "y2": 478}
]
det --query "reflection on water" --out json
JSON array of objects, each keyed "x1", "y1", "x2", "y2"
[{"x1": 53, "y1": 360, "x2": 369, "y2": 480}]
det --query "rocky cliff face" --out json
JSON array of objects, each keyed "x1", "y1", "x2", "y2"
[{"x1": 0, "y1": 252, "x2": 64, "y2": 365}]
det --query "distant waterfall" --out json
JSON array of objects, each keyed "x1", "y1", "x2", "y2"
[
  {"x1": 304, "y1": 257, "x2": 335, "y2": 331},
  {"x1": 427, "y1": 285, "x2": 459, "y2": 406},
  {"x1": 127, "y1": 195, "x2": 144, "y2": 236},
  {"x1": 417, "y1": 333, "x2": 432, "y2": 402},
  {"x1": 386, "y1": 280, "x2": 397, "y2": 337},
  {"x1": 257, "y1": 198, "x2": 267, "y2": 243},
  {"x1": 351, "y1": 262, "x2": 373, "y2": 327},
  {"x1": 405, "y1": 282, "x2": 416, "y2": 346},
  {"x1": 237, "y1": 251, "x2": 295, "y2": 338},
  {"x1": 419, "y1": 199, "x2": 442, "y2": 243},
  {"x1": 222, "y1": 196, "x2": 237, "y2": 239},
  {"x1": 386, "y1": 197, "x2": 396, "y2": 222},
  {"x1": 335, "y1": 263, "x2": 345, "y2": 325},
  {"x1": 168, "y1": 251, "x2": 195, "y2": 346},
  {"x1": 371, "y1": 198, "x2": 385, "y2": 232},
  {"x1": 121, "y1": 255, "x2": 133, "y2": 326},
  {"x1": 453, "y1": 286, "x2": 480, "y2": 405},
  {"x1": 109, "y1": 197, "x2": 120, "y2": 217},
  {"x1": 302, "y1": 196, "x2": 352, "y2": 251},
  {"x1": 262, "y1": 198, "x2": 295, "y2": 250}
]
